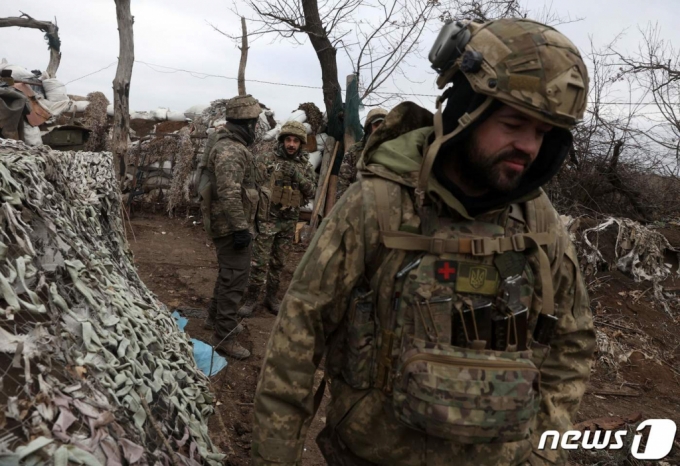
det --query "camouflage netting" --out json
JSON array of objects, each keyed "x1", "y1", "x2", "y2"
[
  {"x1": 166, "y1": 129, "x2": 199, "y2": 214},
  {"x1": 125, "y1": 129, "x2": 198, "y2": 208},
  {"x1": 0, "y1": 139, "x2": 224, "y2": 465},
  {"x1": 82, "y1": 92, "x2": 110, "y2": 153},
  {"x1": 296, "y1": 103, "x2": 323, "y2": 134}
]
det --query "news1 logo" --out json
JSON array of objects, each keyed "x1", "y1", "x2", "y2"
[{"x1": 538, "y1": 419, "x2": 677, "y2": 460}]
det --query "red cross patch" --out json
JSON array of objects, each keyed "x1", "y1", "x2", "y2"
[{"x1": 434, "y1": 261, "x2": 458, "y2": 283}]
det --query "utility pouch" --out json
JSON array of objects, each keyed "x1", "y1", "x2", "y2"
[
  {"x1": 258, "y1": 186, "x2": 272, "y2": 223},
  {"x1": 290, "y1": 189, "x2": 302, "y2": 207},
  {"x1": 491, "y1": 308, "x2": 528, "y2": 351},
  {"x1": 451, "y1": 298, "x2": 493, "y2": 348},
  {"x1": 342, "y1": 287, "x2": 376, "y2": 390},
  {"x1": 243, "y1": 187, "x2": 259, "y2": 226},
  {"x1": 197, "y1": 169, "x2": 214, "y2": 236},
  {"x1": 271, "y1": 183, "x2": 283, "y2": 205},
  {"x1": 392, "y1": 335, "x2": 541, "y2": 443}
]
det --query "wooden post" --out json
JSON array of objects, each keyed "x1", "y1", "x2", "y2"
[
  {"x1": 323, "y1": 73, "x2": 359, "y2": 216},
  {"x1": 237, "y1": 17, "x2": 249, "y2": 96},
  {"x1": 311, "y1": 142, "x2": 340, "y2": 229},
  {"x1": 325, "y1": 175, "x2": 338, "y2": 216},
  {"x1": 112, "y1": 0, "x2": 134, "y2": 181},
  {"x1": 313, "y1": 136, "x2": 335, "y2": 217},
  {"x1": 344, "y1": 73, "x2": 358, "y2": 152}
]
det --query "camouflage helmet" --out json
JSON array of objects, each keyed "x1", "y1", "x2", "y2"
[
  {"x1": 364, "y1": 108, "x2": 388, "y2": 133},
  {"x1": 278, "y1": 121, "x2": 308, "y2": 145},
  {"x1": 225, "y1": 94, "x2": 261, "y2": 120},
  {"x1": 430, "y1": 18, "x2": 588, "y2": 129}
]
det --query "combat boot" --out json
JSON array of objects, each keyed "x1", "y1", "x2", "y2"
[
  {"x1": 212, "y1": 336, "x2": 251, "y2": 360},
  {"x1": 264, "y1": 293, "x2": 281, "y2": 315},
  {"x1": 237, "y1": 285, "x2": 261, "y2": 318}
]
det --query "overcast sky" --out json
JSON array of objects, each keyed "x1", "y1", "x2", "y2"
[{"x1": 2, "y1": 0, "x2": 679, "y2": 122}]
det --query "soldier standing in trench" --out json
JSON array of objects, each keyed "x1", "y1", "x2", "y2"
[
  {"x1": 237, "y1": 121, "x2": 317, "y2": 317},
  {"x1": 197, "y1": 95, "x2": 262, "y2": 360},
  {"x1": 252, "y1": 18, "x2": 596, "y2": 466},
  {"x1": 336, "y1": 108, "x2": 388, "y2": 201}
]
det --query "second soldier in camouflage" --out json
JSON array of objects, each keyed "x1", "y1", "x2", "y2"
[{"x1": 239, "y1": 121, "x2": 317, "y2": 316}]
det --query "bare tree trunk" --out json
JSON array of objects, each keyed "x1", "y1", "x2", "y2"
[
  {"x1": 301, "y1": 0, "x2": 341, "y2": 116},
  {"x1": 605, "y1": 140, "x2": 648, "y2": 221},
  {"x1": 0, "y1": 13, "x2": 61, "y2": 78},
  {"x1": 238, "y1": 17, "x2": 249, "y2": 96},
  {"x1": 112, "y1": 0, "x2": 134, "y2": 180}
]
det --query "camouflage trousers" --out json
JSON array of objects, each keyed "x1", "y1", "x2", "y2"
[
  {"x1": 250, "y1": 218, "x2": 295, "y2": 297},
  {"x1": 207, "y1": 234, "x2": 251, "y2": 339}
]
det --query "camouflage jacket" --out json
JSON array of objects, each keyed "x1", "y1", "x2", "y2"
[
  {"x1": 256, "y1": 143, "x2": 317, "y2": 222},
  {"x1": 198, "y1": 129, "x2": 258, "y2": 238},
  {"x1": 252, "y1": 105, "x2": 595, "y2": 466},
  {"x1": 336, "y1": 139, "x2": 363, "y2": 201}
]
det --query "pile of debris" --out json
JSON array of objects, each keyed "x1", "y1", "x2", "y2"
[
  {"x1": 0, "y1": 59, "x2": 98, "y2": 150},
  {"x1": 0, "y1": 139, "x2": 224, "y2": 465},
  {"x1": 564, "y1": 215, "x2": 680, "y2": 313}
]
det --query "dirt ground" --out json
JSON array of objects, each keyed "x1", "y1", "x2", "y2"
[{"x1": 127, "y1": 211, "x2": 680, "y2": 465}]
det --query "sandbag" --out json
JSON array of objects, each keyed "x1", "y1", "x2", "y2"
[
  {"x1": 303, "y1": 122, "x2": 312, "y2": 134},
  {"x1": 167, "y1": 111, "x2": 187, "y2": 122},
  {"x1": 106, "y1": 104, "x2": 114, "y2": 116},
  {"x1": 23, "y1": 124, "x2": 43, "y2": 146},
  {"x1": 263, "y1": 124, "x2": 281, "y2": 141},
  {"x1": 73, "y1": 101, "x2": 90, "y2": 112},
  {"x1": 258, "y1": 112, "x2": 272, "y2": 132},
  {"x1": 308, "y1": 150, "x2": 322, "y2": 170},
  {"x1": 130, "y1": 111, "x2": 154, "y2": 121},
  {"x1": 286, "y1": 109, "x2": 307, "y2": 123},
  {"x1": 184, "y1": 104, "x2": 209, "y2": 116},
  {"x1": 0, "y1": 60, "x2": 35, "y2": 80},
  {"x1": 37, "y1": 97, "x2": 74, "y2": 117},
  {"x1": 316, "y1": 133, "x2": 329, "y2": 151},
  {"x1": 152, "y1": 108, "x2": 169, "y2": 121},
  {"x1": 42, "y1": 79, "x2": 69, "y2": 102}
]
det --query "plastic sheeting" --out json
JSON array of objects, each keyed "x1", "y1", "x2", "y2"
[{"x1": 172, "y1": 311, "x2": 228, "y2": 377}]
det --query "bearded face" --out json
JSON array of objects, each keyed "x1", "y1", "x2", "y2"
[
  {"x1": 442, "y1": 105, "x2": 553, "y2": 195},
  {"x1": 284, "y1": 136, "x2": 301, "y2": 156}
]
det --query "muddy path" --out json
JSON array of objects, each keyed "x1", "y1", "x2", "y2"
[
  {"x1": 127, "y1": 212, "x2": 680, "y2": 465},
  {"x1": 127, "y1": 212, "x2": 326, "y2": 465}
]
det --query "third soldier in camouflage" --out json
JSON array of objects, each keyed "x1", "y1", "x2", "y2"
[
  {"x1": 336, "y1": 107, "x2": 387, "y2": 201},
  {"x1": 238, "y1": 120, "x2": 317, "y2": 317}
]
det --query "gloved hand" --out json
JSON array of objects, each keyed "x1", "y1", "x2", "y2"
[
  {"x1": 282, "y1": 162, "x2": 298, "y2": 181},
  {"x1": 233, "y1": 229, "x2": 252, "y2": 250}
]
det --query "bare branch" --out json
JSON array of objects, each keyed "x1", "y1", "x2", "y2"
[{"x1": 0, "y1": 12, "x2": 61, "y2": 77}]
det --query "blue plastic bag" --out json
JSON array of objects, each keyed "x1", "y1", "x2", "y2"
[{"x1": 172, "y1": 311, "x2": 227, "y2": 376}]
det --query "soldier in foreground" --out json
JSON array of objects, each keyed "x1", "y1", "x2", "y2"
[
  {"x1": 336, "y1": 107, "x2": 387, "y2": 201},
  {"x1": 197, "y1": 95, "x2": 261, "y2": 360},
  {"x1": 238, "y1": 121, "x2": 317, "y2": 317},
  {"x1": 252, "y1": 18, "x2": 596, "y2": 466}
]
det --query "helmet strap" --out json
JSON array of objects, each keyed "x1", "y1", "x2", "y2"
[{"x1": 416, "y1": 96, "x2": 494, "y2": 208}]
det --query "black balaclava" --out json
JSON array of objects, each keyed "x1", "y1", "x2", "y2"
[
  {"x1": 432, "y1": 73, "x2": 573, "y2": 217},
  {"x1": 226, "y1": 118, "x2": 258, "y2": 146}
]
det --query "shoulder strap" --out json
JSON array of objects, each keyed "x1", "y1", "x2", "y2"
[{"x1": 373, "y1": 176, "x2": 393, "y2": 234}]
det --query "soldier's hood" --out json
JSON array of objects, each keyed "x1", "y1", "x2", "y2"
[{"x1": 358, "y1": 101, "x2": 567, "y2": 218}]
